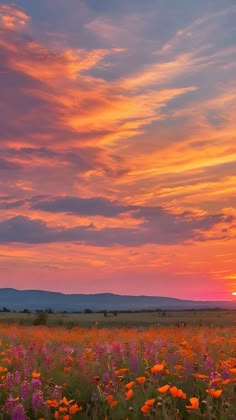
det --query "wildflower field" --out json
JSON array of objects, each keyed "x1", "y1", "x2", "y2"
[{"x1": 0, "y1": 324, "x2": 235, "y2": 419}]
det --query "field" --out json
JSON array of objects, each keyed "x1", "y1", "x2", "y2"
[
  {"x1": 0, "y1": 313, "x2": 235, "y2": 419},
  {"x1": 0, "y1": 309, "x2": 236, "y2": 328}
]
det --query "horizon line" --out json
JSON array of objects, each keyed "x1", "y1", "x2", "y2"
[{"x1": 1, "y1": 287, "x2": 235, "y2": 303}]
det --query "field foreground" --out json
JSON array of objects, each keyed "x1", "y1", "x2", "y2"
[{"x1": 0, "y1": 324, "x2": 235, "y2": 419}]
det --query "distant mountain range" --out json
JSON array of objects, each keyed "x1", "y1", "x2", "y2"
[{"x1": 0, "y1": 288, "x2": 235, "y2": 311}]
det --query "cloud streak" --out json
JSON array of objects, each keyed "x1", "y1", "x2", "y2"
[{"x1": 0, "y1": 205, "x2": 233, "y2": 246}]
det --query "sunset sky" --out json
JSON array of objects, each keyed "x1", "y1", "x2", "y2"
[{"x1": 0, "y1": 0, "x2": 236, "y2": 300}]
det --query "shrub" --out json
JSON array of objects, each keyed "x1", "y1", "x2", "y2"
[{"x1": 33, "y1": 312, "x2": 48, "y2": 326}]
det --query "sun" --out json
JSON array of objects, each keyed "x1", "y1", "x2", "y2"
[{"x1": 232, "y1": 292, "x2": 236, "y2": 296}]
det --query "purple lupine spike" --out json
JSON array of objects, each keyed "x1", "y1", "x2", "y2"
[
  {"x1": 9, "y1": 346, "x2": 25, "y2": 359},
  {"x1": 102, "y1": 372, "x2": 110, "y2": 385},
  {"x1": 204, "y1": 356, "x2": 213, "y2": 370},
  {"x1": 21, "y1": 380, "x2": 30, "y2": 400},
  {"x1": 45, "y1": 354, "x2": 52, "y2": 367},
  {"x1": 12, "y1": 404, "x2": 27, "y2": 420},
  {"x1": 14, "y1": 371, "x2": 21, "y2": 384},
  {"x1": 129, "y1": 353, "x2": 139, "y2": 375},
  {"x1": 4, "y1": 394, "x2": 16, "y2": 413},
  {"x1": 23, "y1": 365, "x2": 31, "y2": 379},
  {"x1": 32, "y1": 389, "x2": 44, "y2": 412},
  {"x1": 31, "y1": 378, "x2": 42, "y2": 389},
  {"x1": 5, "y1": 372, "x2": 15, "y2": 390},
  {"x1": 29, "y1": 342, "x2": 36, "y2": 352}
]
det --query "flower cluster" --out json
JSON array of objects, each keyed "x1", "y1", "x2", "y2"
[{"x1": 0, "y1": 324, "x2": 235, "y2": 419}]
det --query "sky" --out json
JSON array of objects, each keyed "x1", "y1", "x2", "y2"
[{"x1": 0, "y1": 0, "x2": 236, "y2": 300}]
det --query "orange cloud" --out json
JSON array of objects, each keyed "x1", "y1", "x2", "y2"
[{"x1": 0, "y1": 4, "x2": 29, "y2": 29}]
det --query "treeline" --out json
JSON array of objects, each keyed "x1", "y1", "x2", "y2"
[
  {"x1": 0, "y1": 307, "x2": 53, "y2": 314},
  {"x1": 0, "y1": 307, "x2": 230, "y2": 313},
  {"x1": 0, "y1": 307, "x2": 169, "y2": 314}
]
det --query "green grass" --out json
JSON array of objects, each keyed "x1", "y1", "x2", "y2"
[{"x1": 0, "y1": 309, "x2": 235, "y2": 328}]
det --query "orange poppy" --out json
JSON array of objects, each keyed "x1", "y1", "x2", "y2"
[
  {"x1": 144, "y1": 398, "x2": 155, "y2": 406},
  {"x1": 114, "y1": 368, "x2": 130, "y2": 375},
  {"x1": 136, "y1": 376, "x2": 146, "y2": 385},
  {"x1": 206, "y1": 389, "x2": 222, "y2": 398},
  {"x1": 47, "y1": 400, "x2": 58, "y2": 408},
  {"x1": 175, "y1": 364, "x2": 185, "y2": 370},
  {"x1": 106, "y1": 395, "x2": 114, "y2": 403},
  {"x1": 179, "y1": 390, "x2": 186, "y2": 399},
  {"x1": 157, "y1": 384, "x2": 170, "y2": 394},
  {"x1": 151, "y1": 362, "x2": 165, "y2": 374},
  {"x1": 32, "y1": 370, "x2": 40, "y2": 379},
  {"x1": 61, "y1": 397, "x2": 73, "y2": 406},
  {"x1": 125, "y1": 389, "x2": 133, "y2": 400},
  {"x1": 125, "y1": 381, "x2": 134, "y2": 390},
  {"x1": 194, "y1": 373, "x2": 208, "y2": 379},
  {"x1": 169, "y1": 386, "x2": 186, "y2": 399},
  {"x1": 210, "y1": 378, "x2": 221, "y2": 385},
  {"x1": 141, "y1": 405, "x2": 150, "y2": 413},
  {"x1": 110, "y1": 400, "x2": 118, "y2": 407},
  {"x1": 1, "y1": 358, "x2": 11, "y2": 364},
  {"x1": 222, "y1": 379, "x2": 230, "y2": 385},
  {"x1": 169, "y1": 386, "x2": 178, "y2": 397},
  {"x1": 59, "y1": 407, "x2": 68, "y2": 413},
  {"x1": 69, "y1": 404, "x2": 82, "y2": 414},
  {"x1": 186, "y1": 397, "x2": 199, "y2": 410}
]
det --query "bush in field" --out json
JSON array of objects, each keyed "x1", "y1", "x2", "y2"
[
  {"x1": 33, "y1": 311, "x2": 48, "y2": 326},
  {"x1": 84, "y1": 308, "x2": 93, "y2": 313}
]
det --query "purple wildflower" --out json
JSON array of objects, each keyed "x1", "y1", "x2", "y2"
[
  {"x1": 32, "y1": 390, "x2": 44, "y2": 412},
  {"x1": 31, "y1": 378, "x2": 42, "y2": 389},
  {"x1": 29, "y1": 342, "x2": 36, "y2": 352},
  {"x1": 21, "y1": 380, "x2": 30, "y2": 400},
  {"x1": 14, "y1": 371, "x2": 21, "y2": 384},
  {"x1": 102, "y1": 372, "x2": 110, "y2": 385},
  {"x1": 4, "y1": 394, "x2": 17, "y2": 413},
  {"x1": 23, "y1": 365, "x2": 31, "y2": 379},
  {"x1": 204, "y1": 356, "x2": 213, "y2": 370},
  {"x1": 129, "y1": 354, "x2": 140, "y2": 375},
  {"x1": 12, "y1": 404, "x2": 26, "y2": 420},
  {"x1": 5, "y1": 372, "x2": 15, "y2": 390}
]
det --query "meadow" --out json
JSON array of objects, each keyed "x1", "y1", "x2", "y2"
[
  {"x1": 0, "y1": 309, "x2": 236, "y2": 328},
  {"x1": 0, "y1": 312, "x2": 235, "y2": 419}
]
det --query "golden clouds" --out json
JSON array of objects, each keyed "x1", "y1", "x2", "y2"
[
  {"x1": 11, "y1": 44, "x2": 118, "y2": 83},
  {"x1": 0, "y1": 1, "x2": 236, "y2": 297}
]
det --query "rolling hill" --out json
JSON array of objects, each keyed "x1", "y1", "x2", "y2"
[{"x1": 0, "y1": 288, "x2": 235, "y2": 311}]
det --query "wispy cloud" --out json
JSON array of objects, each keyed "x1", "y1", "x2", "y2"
[{"x1": 0, "y1": 4, "x2": 29, "y2": 29}]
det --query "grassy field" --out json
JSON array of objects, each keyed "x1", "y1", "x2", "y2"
[{"x1": 0, "y1": 309, "x2": 235, "y2": 328}]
